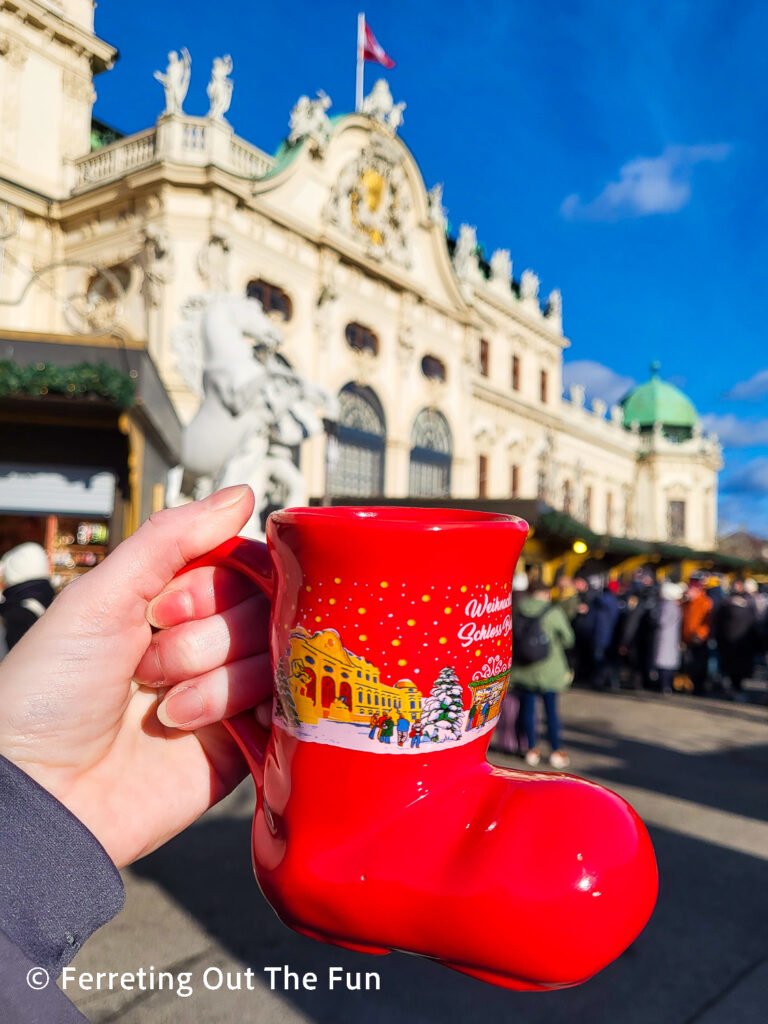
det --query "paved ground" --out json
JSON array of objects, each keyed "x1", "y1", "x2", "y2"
[{"x1": 64, "y1": 685, "x2": 768, "y2": 1024}]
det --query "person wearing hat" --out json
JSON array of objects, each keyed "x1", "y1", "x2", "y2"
[
  {"x1": 0, "y1": 543, "x2": 55, "y2": 651},
  {"x1": 652, "y1": 581, "x2": 684, "y2": 693}
]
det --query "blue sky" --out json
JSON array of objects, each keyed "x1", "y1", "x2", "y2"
[{"x1": 92, "y1": 0, "x2": 768, "y2": 535}]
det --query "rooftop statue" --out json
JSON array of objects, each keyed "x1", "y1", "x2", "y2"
[
  {"x1": 453, "y1": 224, "x2": 481, "y2": 283},
  {"x1": 288, "y1": 90, "x2": 332, "y2": 153},
  {"x1": 361, "y1": 79, "x2": 406, "y2": 131},
  {"x1": 207, "y1": 55, "x2": 233, "y2": 121},
  {"x1": 427, "y1": 183, "x2": 447, "y2": 228},
  {"x1": 490, "y1": 249, "x2": 512, "y2": 290},
  {"x1": 169, "y1": 295, "x2": 338, "y2": 538},
  {"x1": 520, "y1": 268, "x2": 540, "y2": 303},
  {"x1": 154, "y1": 48, "x2": 191, "y2": 116}
]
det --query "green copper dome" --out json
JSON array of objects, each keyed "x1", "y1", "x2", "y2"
[{"x1": 621, "y1": 362, "x2": 698, "y2": 440}]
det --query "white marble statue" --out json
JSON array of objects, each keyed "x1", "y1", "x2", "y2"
[
  {"x1": 453, "y1": 224, "x2": 480, "y2": 282},
  {"x1": 427, "y1": 183, "x2": 447, "y2": 228},
  {"x1": 490, "y1": 249, "x2": 512, "y2": 289},
  {"x1": 546, "y1": 288, "x2": 562, "y2": 323},
  {"x1": 361, "y1": 79, "x2": 406, "y2": 131},
  {"x1": 288, "y1": 90, "x2": 332, "y2": 152},
  {"x1": 207, "y1": 55, "x2": 233, "y2": 121},
  {"x1": 169, "y1": 294, "x2": 338, "y2": 537},
  {"x1": 154, "y1": 48, "x2": 191, "y2": 116},
  {"x1": 520, "y1": 268, "x2": 540, "y2": 303}
]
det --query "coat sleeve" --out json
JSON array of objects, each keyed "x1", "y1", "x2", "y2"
[
  {"x1": 0, "y1": 755, "x2": 125, "y2": 1021},
  {"x1": 551, "y1": 607, "x2": 575, "y2": 650}
]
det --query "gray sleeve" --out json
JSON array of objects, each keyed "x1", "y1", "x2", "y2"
[{"x1": 0, "y1": 754, "x2": 125, "y2": 978}]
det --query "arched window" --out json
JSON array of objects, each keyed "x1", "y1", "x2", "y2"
[
  {"x1": 246, "y1": 278, "x2": 293, "y2": 320},
  {"x1": 409, "y1": 408, "x2": 452, "y2": 497},
  {"x1": 421, "y1": 355, "x2": 447, "y2": 382},
  {"x1": 345, "y1": 322, "x2": 379, "y2": 355},
  {"x1": 326, "y1": 384, "x2": 386, "y2": 496}
]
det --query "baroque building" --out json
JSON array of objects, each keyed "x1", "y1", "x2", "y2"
[{"x1": 0, "y1": 1, "x2": 722, "y2": 568}]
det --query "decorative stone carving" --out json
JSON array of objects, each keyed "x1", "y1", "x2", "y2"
[
  {"x1": 207, "y1": 55, "x2": 233, "y2": 121},
  {"x1": 169, "y1": 294, "x2": 338, "y2": 538},
  {"x1": 592, "y1": 398, "x2": 607, "y2": 418},
  {"x1": 545, "y1": 288, "x2": 562, "y2": 329},
  {"x1": 427, "y1": 183, "x2": 446, "y2": 228},
  {"x1": 569, "y1": 384, "x2": 585, "y2": 408},
  {"x1": 489, "y1": 249, "x2": 512, "y2": 293},
  {"x1": 610, "y1": 404, "x2": 623, "y2": 425},
  {"x1": 63, "y1": 69, "x2": 96, "y2": 104},
  {"x1": 288, "y1": 90, "x2": 332, "y2": 154},
  {"x1": 137, "y1": 224, "x2": 174, "y2": 307},
  {"x1": 453, "y1": 224, "x2": 482, "y2": 284},
  {"x1": 396, "y1": 324, "x2": 415, "y2": 368},
  {"x1": 520, "y1": 269, "x2": 540, "y2": 303},
  {"x1": 154, "y1": 48, "x2": 191, "y2": 116},
  {"x1": 361, "y1": 79, "x2": 405, "y2": 132},
  {"x1": 197, "y1": 235, "x2": 230, "y2": 292},
  {"x1": 323, "y1": 137, "x2": 411, "y2": 266},
  {"x1": 0, "y1": 35, "x2": 28, "y2": 67}
]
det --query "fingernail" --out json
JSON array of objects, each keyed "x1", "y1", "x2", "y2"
[
  {"x1": 158, "y1": 686, "x2": 204, "y2": 727},
  {"x1": 147, "y1": 589, "x2": 192, "y2": 628},
  {"x1": 205, "y1": 485, "x2": 250, "y2": 511}
]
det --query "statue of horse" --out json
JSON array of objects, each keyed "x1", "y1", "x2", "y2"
[{"x1": 168, "y1": 294, "x2": 338, "y2": 537}]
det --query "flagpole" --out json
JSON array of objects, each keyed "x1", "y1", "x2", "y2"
[{"x1": 355, "y1": 12, "x2": 364, "y2": 112}]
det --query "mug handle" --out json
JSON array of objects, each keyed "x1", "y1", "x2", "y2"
[{"x1": 177, "y1": 536, "x2": 274, "y2": 787}]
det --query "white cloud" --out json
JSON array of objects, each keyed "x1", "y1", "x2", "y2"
[
  {"x1": 700, "y1": 413, "x2": 768, "y2": 448},
  {"x1": 562, "y1": 360, "x2": 635, "y2": 407},
  {"x1": 725, "y1": 368, "x2": 768, "y2": 401},
  {"x1": 561, "y1": 143, "x2": 731, "y2": 222},
  {"x1": 721, "y1": 457, "x2": 768, "y2": 495}
]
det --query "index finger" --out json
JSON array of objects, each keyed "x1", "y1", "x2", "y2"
[{"x1": 147, "y1": 565, "x2": 264, "y2": 629}]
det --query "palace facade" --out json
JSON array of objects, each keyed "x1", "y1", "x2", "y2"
[{"x1": 0, "y1": 1, "x2": 722, "y2": 569}]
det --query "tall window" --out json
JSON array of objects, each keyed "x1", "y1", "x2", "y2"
[
  {"x1": 478, "y1": 455, "x2": 489, "y2": 497},
  {"x1": 584, "y1": 486, "x2": 593, "y2": 527},
  {"x1": 510, "y1": 464, "x2": 520, "y2": 497},
  {"x1": 511, "y1": 354, "x2": 521, "y2": 391},
  {"x1": 246, "y1": 279, "x2": 293, "y2": 320},
  {"x1": 326, "y1": 384, "x2": 385, "y2": 496},
  {"x1": 563, "y1": 480, "x2": 573, "y2": 516},
  {"x1": 668, "y1": 500, "x2": 686, "y2": 542},
  {"x1": 409, "y1": 409, "x2": 452, "y2": 497},
  {"x1": 345, "y1": 322, "x2": 379, "y2": 355},
  {"x1": 421, "y1": 355, "x2": 447, "y2": 382},
  {"x1": 479, "y1": 339, "x2": 490, "y2": 377},
  {"x1": 540, "y1": 368, "x2": 548, "y2": 404}
]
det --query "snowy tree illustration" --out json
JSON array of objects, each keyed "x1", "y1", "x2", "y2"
[
  {"x1": 422, "y1": 667, "x2": 464, "y2": 743},
  {"x1": 274, "y1": 655, "x2": 300, "y2": 728}
]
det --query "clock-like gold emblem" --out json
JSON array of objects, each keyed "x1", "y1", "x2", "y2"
[{"x1": 350, "y1": 168, "x2": 387, "y2": 246}]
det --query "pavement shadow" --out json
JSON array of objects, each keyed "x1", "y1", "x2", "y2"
[{"x1": 131, "y1": 807, "x2": 768, "y2": 1024}]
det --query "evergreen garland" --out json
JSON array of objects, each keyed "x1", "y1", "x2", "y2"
[{"x1": 0, "y1": 360, "x2": 135, "y2": 407}]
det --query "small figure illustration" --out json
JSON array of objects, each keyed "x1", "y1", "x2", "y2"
[
  {"x1": 368, "y1": 712, "x2": 381, "y2": 740},
  {"x1": 410, "y1": 718, "x2": 423, "y2": 748},
  {"x1": 378, "y1": 713, "x2": 395, "y2": 745},
  {"x1": 466, "y1": 700, "x2": 478, "y2": 731},
  {"x1": 481, "y1": 700, "x2": 491, "y2": 727},
  {"x1": 396, "y1": 714, "x2": 410, "y2": 747}
]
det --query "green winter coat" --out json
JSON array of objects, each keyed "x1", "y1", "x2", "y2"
[{"x1": 508, "y1": 597, "x2": 575, "y2": 693}]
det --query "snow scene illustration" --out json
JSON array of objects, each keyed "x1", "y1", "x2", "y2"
[{"x1": 271, "y1": 624, "x2": 510, "y2": 755}]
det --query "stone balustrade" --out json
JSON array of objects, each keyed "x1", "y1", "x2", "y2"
[{"x1": 71, "y1": 115, "x2": 275, "y2": 193}]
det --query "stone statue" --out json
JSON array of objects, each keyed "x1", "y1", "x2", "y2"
[
  {"x1": 490, "y1": 249, "x2": 512, "y2": 289},
  {"x1": 520, "y1": 269, "x2": 540, "y2": 303},
  {"x1": 169, "y1": 295, "x2": 338, "y2": 538},
  {"x1": 361, "y1": 79, "x2": 406, "y2": 131},
  {"x1": 569, "y1": 384, "x2": 585, "y2": 409},
  {"x1": 288, "y1": 90, "x2": 332, "y2": 152},
  {"x1": 546, "y1": 288, "x2": 562, "y2": 324},
  {"x1": 427, "y1": 183, "x2": 446, "y2": 228},
  {"x1": 154, "y1": 48, "x2": 191, "y2": 116},
  {"x1": 207, "y1": 55, "x2": 233, "y2": 121},
  {"x1": 453, "y1": 224, "x2": 480, "y2": 282}
]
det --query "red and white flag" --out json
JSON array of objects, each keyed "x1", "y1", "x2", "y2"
[{"x1": 362, "y1": 19, "x2": 395, "y2": 68}]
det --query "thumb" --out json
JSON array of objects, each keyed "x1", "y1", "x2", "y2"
[{"x1": 74, "y1": 485, "x2": 256, "y2": 612}]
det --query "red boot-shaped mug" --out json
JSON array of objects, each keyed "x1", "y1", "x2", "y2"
[{"x1": 182, "y1": 507, "x2": 658, "y2": 990}]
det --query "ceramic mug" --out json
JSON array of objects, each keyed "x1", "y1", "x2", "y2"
[{"x1": 182, "y1": 506, "x2": 657, "y2": 990}]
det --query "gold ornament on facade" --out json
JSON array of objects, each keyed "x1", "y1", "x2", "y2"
[{"x1": 350, "y1": 168, "x2": 387, "y2": 246}]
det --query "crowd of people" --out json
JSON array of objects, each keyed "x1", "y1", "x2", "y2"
[{"x1": 494, "y1": 568, "x2": 768, "y2": 770}]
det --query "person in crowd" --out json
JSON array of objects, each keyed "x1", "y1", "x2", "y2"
[
  {"x1": 569, "y1": 575, "x2": 596, "y2": 685},
  {"x1": 590, "y1": 581, "x2": 621, "y2": 691},
  {"x1": 715, "y1": 579, "x2": 759, "y2": 700},
  {"x1": 681, "y1": 577, "x2": 713, "y2": 695},
  {"x1": 0, "y1": 542, "x2": 56, "y2": 651},
  {"x1": 651, "y1": 581, "x2": 684, "y2": 693},
  {"x1": 509, "y1": 582, "x2": 575, "y2": 769},
  {"x1": 0, "y1": 485, "x2": 274, "y2": 1022}
]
